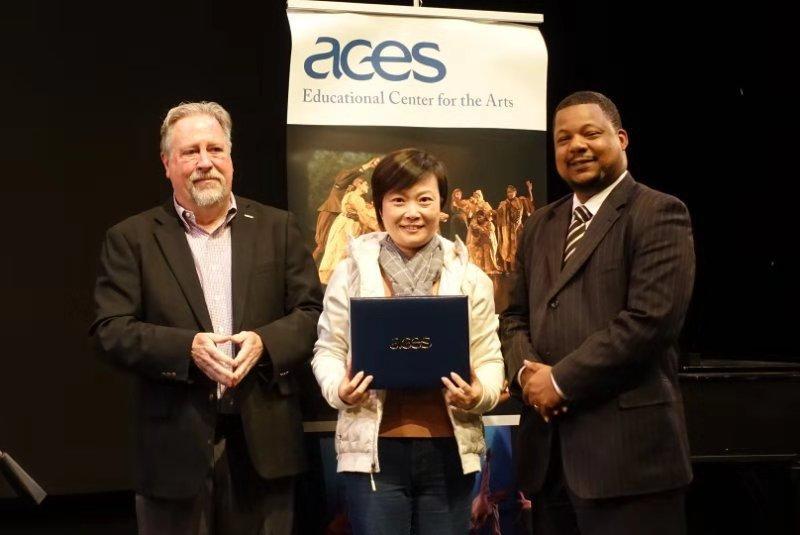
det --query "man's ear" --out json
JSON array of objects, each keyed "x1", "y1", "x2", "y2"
[
  {"x1": 161, "y1": 152, "x2": 170, "y2": 177},
  {"x1": 617, "y1": 128, "x2": 629, "y2": 150}
]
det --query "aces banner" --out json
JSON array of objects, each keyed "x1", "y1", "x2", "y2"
[{"x1": 287, "y1": 5, "x2": 546, "y2": 533}]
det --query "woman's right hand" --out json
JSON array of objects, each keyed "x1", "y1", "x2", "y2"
[{"x1": 338, "y1": 370, "x2": 374, "y2": 406}]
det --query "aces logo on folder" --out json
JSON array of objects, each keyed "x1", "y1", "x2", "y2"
[{"x1": 350, "y1": 295, "x2": 470, "y2": 389}]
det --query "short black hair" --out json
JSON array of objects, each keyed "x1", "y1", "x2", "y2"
[
  {"x1": 371, "y1": 148, "x2": 448, "y2": 230},
  {"x1": 554, "y1": 91, "x2": 622, "y2": 130}
]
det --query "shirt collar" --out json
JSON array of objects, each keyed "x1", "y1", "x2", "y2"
[
  {"x1": 571, "y1": 170, "x2": 628, "y2": 217},
  {"x1": 173, "y1": 194, "x2": 237, "y2": 233}
]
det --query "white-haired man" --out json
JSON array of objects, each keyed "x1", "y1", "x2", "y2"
[{"x1": 91, "y1": 101, "x2": 322, "y2": 534}]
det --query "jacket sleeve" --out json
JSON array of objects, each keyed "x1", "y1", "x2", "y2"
[
  {"x1": 499, "y1": 217, "x2": 542, "y2": 389},
  {"x1": 465, "y1": 268, "x2": 505, "y2": 415},
  {"x1": 253, "y1": 212, "x2": 324, "y2": 377},
  {"x1": 552, "y1": 195, "x2": 695, "y2": 403},
  {"x1": 311, "y1": 260, "x2": 353, "y2": 410},
  {"x1": 90, "y1": 225, "x2": 196, "y2": 382}
]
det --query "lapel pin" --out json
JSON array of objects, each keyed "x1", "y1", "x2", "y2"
[{"x1": 244, "y1": 214, "x2": 254, "y2": 219}]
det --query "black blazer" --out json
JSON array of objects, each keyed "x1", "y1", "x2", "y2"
[
  {"x1": 90, "y1": 196, "x2": 323, "y2": 499},
  {"x1": 500, "y1": 174, "x2": 695, "y2": 499}
]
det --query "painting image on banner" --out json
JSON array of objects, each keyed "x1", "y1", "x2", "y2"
[{"x1": 287, "y1": 125, "x2": 547, "y2": 310}]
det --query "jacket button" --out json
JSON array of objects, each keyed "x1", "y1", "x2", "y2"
[
  {"x1": 549, "y1": 299, "x2": 559, "y2": 309},
  {"x1": 209, "y1": 393, "x2": 215, "y2": 402}
]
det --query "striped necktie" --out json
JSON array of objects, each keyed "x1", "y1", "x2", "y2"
[{"x1": 563, "y1": 205, "x2": 593, "y2": 266}]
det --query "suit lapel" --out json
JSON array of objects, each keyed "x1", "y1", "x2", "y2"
[
  {"x1": 153, "y1": 204, "x2": 213, "y2": 332},
  {"x1": 546, "y1": 174, "x2": 636, "y2": 303},
  {"x1": 230, "y1": 197, "x2": 256, "y2": 333}
]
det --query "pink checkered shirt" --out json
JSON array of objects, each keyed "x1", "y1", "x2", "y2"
[{"x1": 173, "y1": 195, "x2": 237, "y2": 401}]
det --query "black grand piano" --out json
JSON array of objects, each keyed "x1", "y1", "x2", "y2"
[{"x1": 680, "y1": 358, "x2": 800, "y2": 534}]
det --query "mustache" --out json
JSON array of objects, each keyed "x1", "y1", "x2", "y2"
[{"x1": 190, "y1": 172, "x2": 224, "y2": 184}]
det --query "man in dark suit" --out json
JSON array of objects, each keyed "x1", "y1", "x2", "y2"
[
  {"x1": 500, "y1": 91, "x2": 695, "y2": 535},
  {"x1": 91, "y1": 101, "x2": 323, "y2": 534}
]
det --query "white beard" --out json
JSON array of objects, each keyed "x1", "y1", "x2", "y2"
[
  {"x1": 189, "y1": 177, "x2": 227, "y2": 207},
  {"x1": 191, "y1": 187, "x2": 226, "y2": 207}
]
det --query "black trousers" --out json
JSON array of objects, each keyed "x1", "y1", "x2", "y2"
[
  {"x1": 528, "y1": 433, "x2": 687, "y2": 535},
  {"x1": 136, "y1": 415, "x2": 295, "y2": 535}
]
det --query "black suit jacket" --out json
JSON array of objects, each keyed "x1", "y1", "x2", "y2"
[
  {"x1": 90, "y1": 196, "x2": 323, "y2": 499},
  {"x1": 500, "y1": 173, "x2": 695, "y2": 499}
]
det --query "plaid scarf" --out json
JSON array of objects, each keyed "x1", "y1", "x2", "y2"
[{"x1": 378, "y1": 235, "x2": 443, "y2": 296}]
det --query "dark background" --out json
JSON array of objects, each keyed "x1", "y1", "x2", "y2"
[{"x1": 2, "y1": 0, "x2": 797, "y2": 531}]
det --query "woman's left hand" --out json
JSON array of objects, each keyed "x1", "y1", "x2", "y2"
[{"x1": 442, "y1": 371, "x2": 483, "y2": 411}]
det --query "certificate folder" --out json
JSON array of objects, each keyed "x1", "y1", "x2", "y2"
[{"x1": 350, "y1": 295, "x2": 470, "y2": 389}]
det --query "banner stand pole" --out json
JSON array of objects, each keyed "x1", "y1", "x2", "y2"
[{"x1": 287, "y1": 1, "x2": 542, "y2": 25}]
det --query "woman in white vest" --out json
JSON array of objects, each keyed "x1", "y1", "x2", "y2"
[{"x1": 312, "y1": 148, "x2": 505, "y2": 534}]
